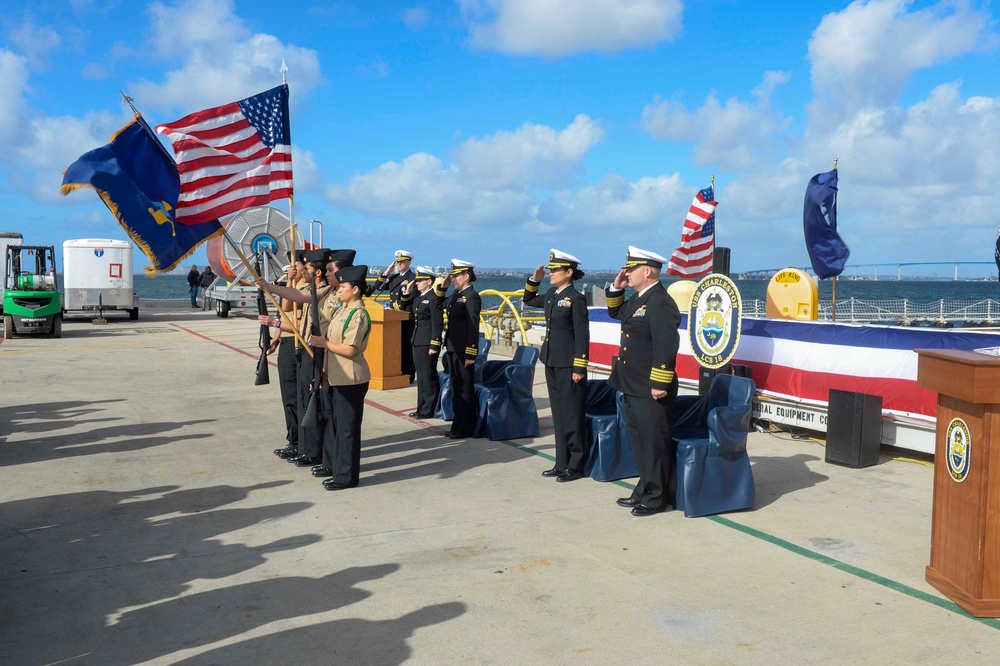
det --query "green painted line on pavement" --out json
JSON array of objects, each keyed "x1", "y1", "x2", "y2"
[{"x1": 497, "y1": 437, "x2": 1000, "y2": 631}]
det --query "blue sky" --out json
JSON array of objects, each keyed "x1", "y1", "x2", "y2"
[{"x1": 1, "y1": 0, "x2": 998, "y2": 275}]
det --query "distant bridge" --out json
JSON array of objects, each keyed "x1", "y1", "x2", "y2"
[{"x1": 737, "y1": 262, "x2": 998, "y2": 281}]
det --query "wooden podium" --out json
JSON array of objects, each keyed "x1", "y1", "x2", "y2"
[
  {"x1": 917, "y1": 348, "x2": 1000, "y2": 616},
  {"x1": 363, "y1": 301, "x2": 410, "y2": 391}
]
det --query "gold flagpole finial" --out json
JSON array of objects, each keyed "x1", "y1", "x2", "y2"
[
  {"x1": 833, "y1": 157, "x2": 838, "y2": 170},
  {"x1": 711, "y1": 174, "x2": 715, "y2": 190}
]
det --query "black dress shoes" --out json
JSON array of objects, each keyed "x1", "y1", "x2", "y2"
[
  {"x1": 322, "y1": 478, "x2": 357, "y2": 490},
  {"x1": 311, "y1": 467, "x2": 333, "y2": 478},
  {"x1": 556, "y1": 469, "x2": 583, "y2": 483},
  {"x1": 541, "y1": 468, "x2": 562, "y2": 477},
  {"x1": 294, "y1": 456, "x2": 322, "y2": 467},
  {"x1": 274, "y1": 447, "x2": 296, "y2": 459},
  {"x1": 446, "y1": 432, "x2": 469, "y2": 439},
  {"x1": 631, "y1": 504, "x2": 663, "y2": 517},
  {"x1": 616, "y1": 497, "x2": 640, "y2": 507},
  {"x1": 408, "y1": 411, "x2": 431, "y2": 419}
]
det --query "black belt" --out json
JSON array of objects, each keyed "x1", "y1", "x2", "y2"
[{"x1": 279, "y1": 337, "x2": 294, "y2": 344}]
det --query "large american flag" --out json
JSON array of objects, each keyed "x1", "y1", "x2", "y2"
[
  {"x1": 667, "y1": 186, "x2": 718, "y2": 278},
  {"x1": 155, "y1": 84, "x2": 293, "y2": 225}
]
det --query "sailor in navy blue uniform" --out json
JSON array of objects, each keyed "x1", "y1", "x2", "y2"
[
  {"x1": 523, "y1": 249, "x2": 590, "y2": 482},
  {"x1": 374, "y1": 250, "x2": 416, "y2": 382},
  {"x1": 405, "y1": 266, "x2": 446, "y2": 419},
  {"x1": 605, "y1": 246, "x2": 680, "y2": 516},
  {"x1": 443, "y1": 259, "x2": 482, "y2": 438}
]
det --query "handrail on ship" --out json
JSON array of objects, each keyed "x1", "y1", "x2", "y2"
[{"x1": 362, "y1": 282, "x2": 541, "y2": 346}]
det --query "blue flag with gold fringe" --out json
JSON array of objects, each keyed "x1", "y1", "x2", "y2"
[{"x1": 60, "y1": 115, "x2": 223, "y2": 272}]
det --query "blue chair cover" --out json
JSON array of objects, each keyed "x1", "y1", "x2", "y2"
[
  {"x1": 435, "y1": 339, "x2": 492, "y2": 421},
  {"x1": 473, "y1": 345, "x2": 540, "y2": 440},
  {"x1": 584, "y1": 380, "x2": 638, "y2": 482},
  {"x1": 673, "y1": 375, "x2": 756, "y2": 517}
]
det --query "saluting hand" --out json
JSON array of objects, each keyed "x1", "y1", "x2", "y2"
[
  {"x1": 402, "y1": 279, "x2": 414, "y2": 295},
  {"x1": 612, "y1": 269, "x2": 629, "y2": 290},
  {"x1": 531, "y1": 265, "x2": 545, "y2": 282},
  {"x1": 442, "y1": 274, "x2": 452, "y2": 290}
]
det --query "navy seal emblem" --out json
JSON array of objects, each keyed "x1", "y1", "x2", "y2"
[
  {"x1": 688, "y1": 273, "x2": 742, "y2": 369},
  {"x1": 946, "y1": 418, "x2": 971, "y2": 483}
]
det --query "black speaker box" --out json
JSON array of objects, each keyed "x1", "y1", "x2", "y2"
[
  {"x1": 712, "y1": 247, "x2": 731, "y2": 276},
  {"x1": 826, "y1": 389, "x2": 882, "y2": 468},
  {"x1": 698, "y1": 364, "x2": 730, "y2": 394}
]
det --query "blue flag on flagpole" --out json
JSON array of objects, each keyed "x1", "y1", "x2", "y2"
[
  {"x1": 60, "y1": 115, "x2": 223, "y2": 272},
  {"x1": 803, "y1": 168, "x2": 849, "y2": 279}
]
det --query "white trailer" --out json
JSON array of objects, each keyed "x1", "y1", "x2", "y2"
[{"x1": 62, "y1": 239, "x2": 139, "y2": 320}]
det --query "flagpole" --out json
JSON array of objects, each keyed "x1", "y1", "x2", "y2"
[
  {"x1": 224, "y1": 232, "x2": 313, "y2": 356},
  {"x1": 831, "y1": 158, "x2": 838, "y2": 323},
  {"x1": 278, "y1": 60, "x2": 301, "y2": 349},
  {"x1": 711, "y1": 174, "x2": 716, "y2": 254}
]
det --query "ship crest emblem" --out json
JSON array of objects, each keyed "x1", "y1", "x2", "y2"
[
  {"x1": 946, "y1": 418, "x2": 971, "y2": 483},
  {"x1": 688, "y1": 274, "x2": 742, "y2": 370}
]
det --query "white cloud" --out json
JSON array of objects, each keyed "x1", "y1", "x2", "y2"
[
  {"x1": 81, "y1": 62, "x2": 107, "y2": 79},
  {"x1": 328, "y1": 116, "x2": 604, "y2": 229},
  {"x1": 401, "y1": 7, "x2": 430, "y2": 29},
  {"x1": 808, "y1": 0, "x2": 990, "y2": 117},
  {"x1": 8, "y1": 17, "x2": 61, "y2": 70},
  {"x1": 459, "y1": 0, "x2": 683, "y2": 57},
  {"x1": 0, "y1": 50, "x2": 30, "y2": 145},
  {"x1": 538, "y1": 173, "x2": 691, "y2": 231},
  {"x1": 131, "y1": 0, "x2": 324, "y2": 115},
  {"x1": 642, "y1": 71, "x2": 792, "y2": 171}
]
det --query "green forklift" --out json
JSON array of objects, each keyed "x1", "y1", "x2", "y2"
[{"x1": 3, "y1": 245, "x2": 62, "y2": 338}]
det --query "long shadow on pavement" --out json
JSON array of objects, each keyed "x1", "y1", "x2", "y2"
[{"x1": 0, "y1": 482, "x2": 325, "y2": 665}]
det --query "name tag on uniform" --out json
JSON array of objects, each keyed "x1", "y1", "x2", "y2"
[{"x1": 633, "y1": 305, "x2": 647, "y2": 318}]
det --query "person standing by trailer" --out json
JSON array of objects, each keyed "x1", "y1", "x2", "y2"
[
  {"x1": 199, "y1": 266, "x2": 216, "y2": 310},
  {"x1": 310, "y1": 264, "x2": 372, "y2": 491},
  {"x1": 374, "y1": 250, "x2": 417, "y2": 383},
  {"x1": 404, "y1": 266, "x2": 446, "y2": 419},
  {"x1": 443, "y1": 259, "x2": 482, "y2": 439},
  {"x1": 523, "y1": 249, "x2": 590, "y2": 482},
  {"x1": 605, "y1": 246, "x2": 680, "y2": 517},
  {"x1": 186, "y1": 265, "x2": 200, "y2": 308}
]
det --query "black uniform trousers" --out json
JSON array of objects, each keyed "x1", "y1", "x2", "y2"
[
  {"x1": 296, "y1": 351, "x2": 324, "y2": 458},
  {"x1": 401, "y1": 319, "x2": 416, "y2": 381},
  {"x1": 546, "y1": 365, "x2": 587, "y2": 472},
  {"x1": 445, "y1": 352, "x2": 477, "y2": 437},
  {"x1": 322, "y1": 382, "x2": 368, "y2": 486},
  {"x1": 277, "y1": 339, "x2": 299, "y2": 448},
  {"x1": 413, "y1": 345, "x2": 440, "y2": 417},
  {"x1": 622, "y1": 391, "x2": 676, "y2": 511}
]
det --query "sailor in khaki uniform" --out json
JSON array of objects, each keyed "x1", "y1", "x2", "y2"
[
  {"x1": 524, "y1": 249, "x2": 590, "y2": 481},
  {"x1": 310, "y1": 264, "x2": 372, "y2": 490},
  {"x1": 443, "y1": 259, "x2": 482, "y2": 438},
  {"x1": 254, "y1": 249, "x2": 357, "y2": 470},
  {"x1": 404, "y1": 266, "x2": 446, "y2": 419},
  {"x1": 605, "y1": 246, "x2": 681, "y2": 516}
]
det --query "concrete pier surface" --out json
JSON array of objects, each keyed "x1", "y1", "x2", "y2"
[{"x1": 2, "y1": 310, "x2": 999, "y2": 665}]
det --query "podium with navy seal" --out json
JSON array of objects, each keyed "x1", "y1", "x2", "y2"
[{"x1": 917, "y1": 348, "x2": 1000, "y2": 617}]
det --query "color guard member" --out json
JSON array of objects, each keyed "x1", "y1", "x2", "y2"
[
  {"x1": 605, "y1": 246, "x2": 680, "y2": 516},
  {"x1": 524, "y1": 249, "x2": 590, "y2": 481},
  {"x1": 310, "y1": 264, "x2": 372, "y2": 490}
]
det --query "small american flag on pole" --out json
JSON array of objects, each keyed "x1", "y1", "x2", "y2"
[
  {"x1": 156, "y1": 84, "x2": 293, "y2": 225},
  {"x1": 667, "y1": 186, "x2": 717, "y2": 278}
]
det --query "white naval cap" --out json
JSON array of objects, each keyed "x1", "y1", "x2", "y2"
[
  {"x1": 394, "y1": 250, "x2": 414, "y2": 261},
  {"x1": 414, "y1": 265, "x2": 441, "y2": 280},
  {"x1": 546, "y1": 248, "x2": 581, "y2": 269},
  {"x1": 622, "y1": 245, "x2": 668, "y2": 270},
  {"x1": 450, "y1": 259, "x2": 475, "y2": 274}
]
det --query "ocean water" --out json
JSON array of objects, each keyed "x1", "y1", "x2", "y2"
[{"x1": 134, "y1": 273, "x2": 1000, "y2": 307}]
